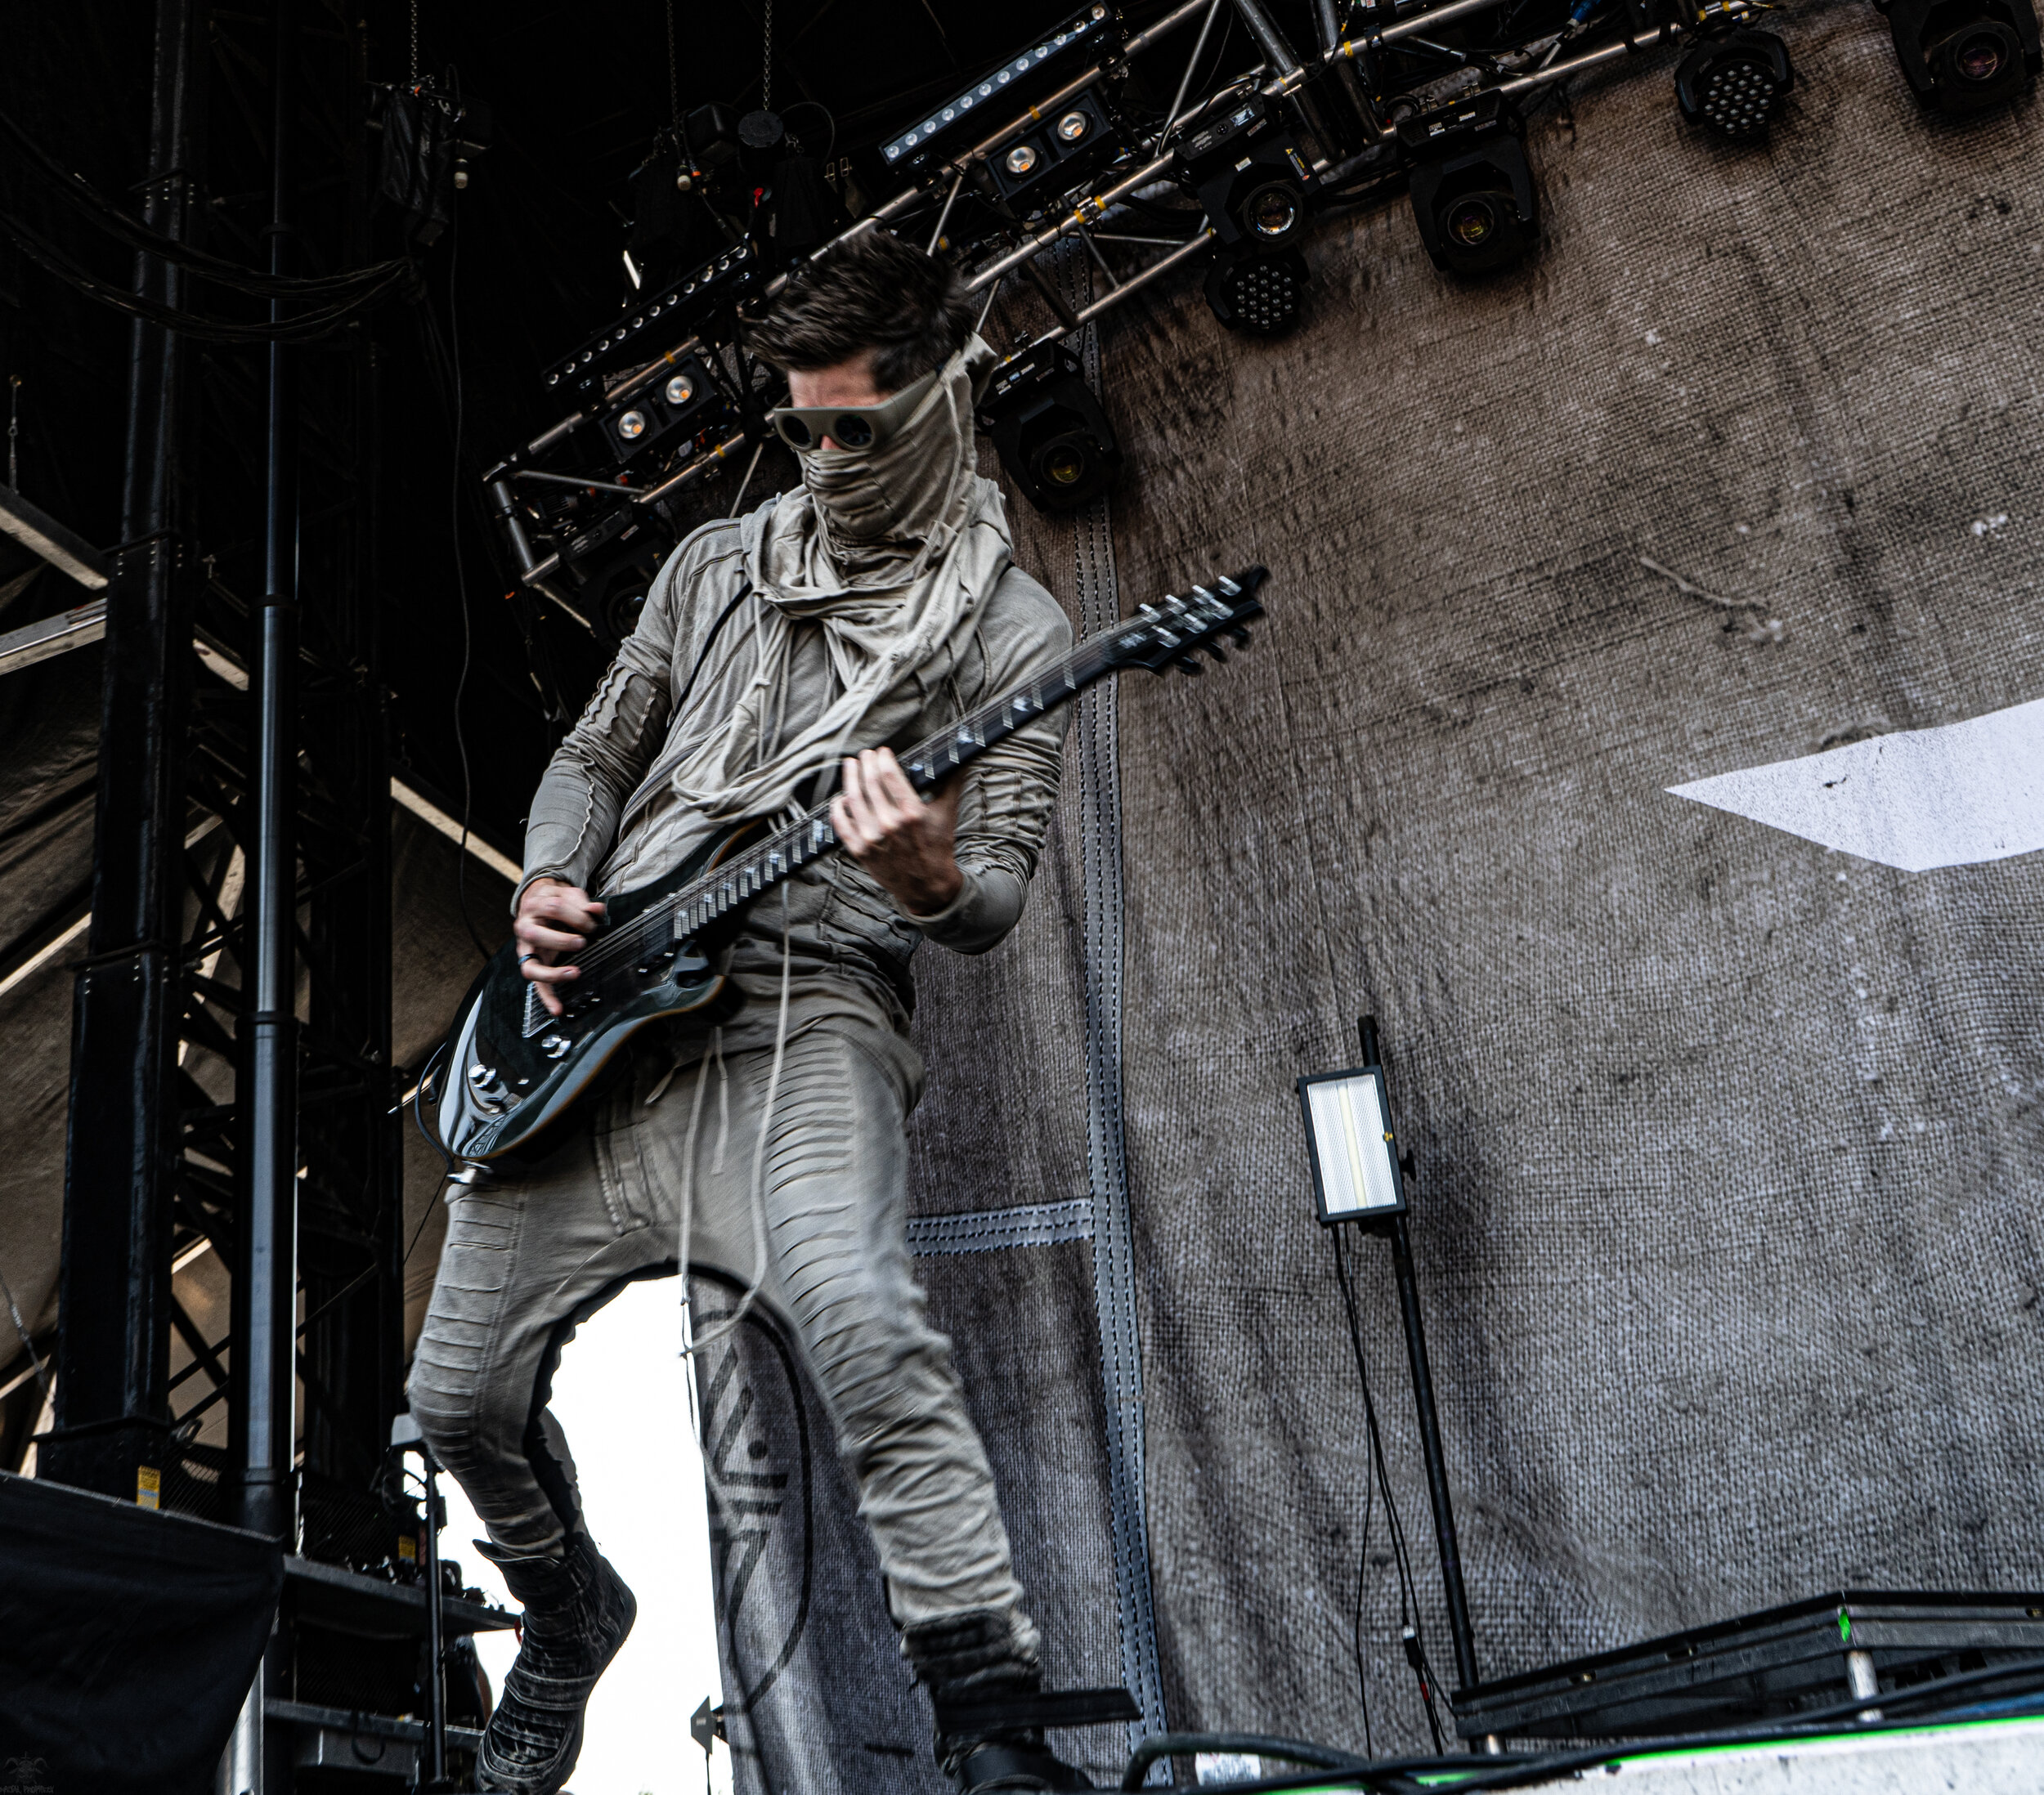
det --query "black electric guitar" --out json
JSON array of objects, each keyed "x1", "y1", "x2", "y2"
[{"x1": 433, "y1": 566, "x2": 1267, "y2": 1165}]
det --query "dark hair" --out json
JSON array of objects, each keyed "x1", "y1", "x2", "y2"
[{"x1": 745, "y1": 231, "x2": 974, "y2": 392}]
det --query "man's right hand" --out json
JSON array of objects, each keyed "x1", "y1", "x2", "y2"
[{"x1": 514, "y1": 878, "x2": 606, "y2": 1018}]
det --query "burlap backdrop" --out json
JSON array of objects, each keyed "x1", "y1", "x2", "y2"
[{"x1": 706, "y1": 6, "x2": 2044, "y2": 1784}]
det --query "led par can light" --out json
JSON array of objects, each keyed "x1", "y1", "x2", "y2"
[
  {"x1": 977, "y1": 342, "x2": 1121, "y2": 514},
  {"x1": 1204, "y1": 246, "x2": 1309, "y2": 338},
  {"x1": 1674, "y1": 30, "x2": 1795, "y2": 139},
  {"x1": 1883, "y1": 0, "x2": 2040, "y2": 111},
  {"x1": 1398, "y1": 96, "x2": 1538, "y2": 276}
]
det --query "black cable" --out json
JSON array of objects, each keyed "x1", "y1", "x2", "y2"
[
  {"x1": 0, "y1": 201, "x2": 415, "y2": 342},
  {"x1": 435, "y1": 185, "x2": 495, "y2": 965},
  {"x1": 411, "y1": 1037, "x2": 457, "y2": 1179},
  {"x1": 1333, "y1": 1229, "x2": 1447, "y2": 1752},
  {"x1": 0, "y1": 102, "x2": 411, "y2": 299}
]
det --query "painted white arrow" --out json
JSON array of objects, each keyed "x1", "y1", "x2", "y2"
[{"x1": 1668, "y1": 697, "x2": 2044, "y2": 872}]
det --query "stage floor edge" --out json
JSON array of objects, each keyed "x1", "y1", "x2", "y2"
[{"x1": 1266, "y1": 1712, "x2": 2044, "y2": 1793}]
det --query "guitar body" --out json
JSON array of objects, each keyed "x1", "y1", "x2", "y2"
[{"x1": 434, "y1": 822, "x2": 762, "y2": 1167}]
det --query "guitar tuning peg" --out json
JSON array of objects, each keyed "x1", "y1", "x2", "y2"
[
  {"x1": 1203, "y1": 641, "x2": 1229, "y2": 663},
  {"x1": 1175, "y1": 656, "x2": 1204, "y2": 676},
  {"x1": 1227, "y1": 627, "x2": 1252, "y2": 647}
]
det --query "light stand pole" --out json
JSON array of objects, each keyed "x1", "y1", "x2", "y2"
[
  {"x1": 1298, "y1": 1018, "x2": 1482, "y2": 1724},
  {"x1": 1359, "y1": 1018, "x2": 1481, "y2": 1699}
]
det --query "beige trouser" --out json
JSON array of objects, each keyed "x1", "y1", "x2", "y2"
[{"x1": 408, "y1": 1011, "x2": 1034, "y2": 1636}]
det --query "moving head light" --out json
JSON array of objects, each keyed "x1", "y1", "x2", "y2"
[
  {"x1": 1674, "y1": 29, "x2": 1795, "y2": 138},
  {"x1": 1880, "y1": 0, "x2": 2040, "y2": 111},
  {"x1": 1398, "y1": 95, "x2": 1538, "y2": 277},
  {"x1": 1177, "y1": 95, "x2": 1316, "y2": 255},
  {"x1": 979, "y1": 343, "x2": 1121, "y2": 513}
]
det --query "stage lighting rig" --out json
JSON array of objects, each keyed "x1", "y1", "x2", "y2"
[
  {"x1": 1674, "y1": 29, "x2": 1795, "y2": 137},
  {"x1": 978, "y1": 342, "x2": 1122, "y2": 513},
  {"x1": 881, "y1": 2, "x2": 1121, "y2": 178},
  {"x1": 1398, "y1": 94, "x2": 1538, "y2": 276},
  {"x1": 1879, "y1": 0, "x2": 2040, "y2": 111},
  {"x1": 542, "y1": 242, "x2": 760, "y2": 398}
]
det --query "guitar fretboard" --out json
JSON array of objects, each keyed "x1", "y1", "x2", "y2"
[{"x1": 537, "y1": 575, "x2": 1257, "y2": 1018}]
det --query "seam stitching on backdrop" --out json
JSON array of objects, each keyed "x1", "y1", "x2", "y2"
[
  {"x1": 1057, "y1": 236, "x2": 1168, "y2": 1770},
  {"x1": 907, "y1": 1199, "x2": 1096, "y2": 1256}
]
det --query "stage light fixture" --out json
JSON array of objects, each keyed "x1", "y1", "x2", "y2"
[
  {"x1": 1204, "y1": 248, "x2": 1308, "y2": 338},
  {"x1": 1399, "y1": 95, "x2": 1538, "y2": 277},
  {"x1": 978, "y1": 342, "x2": 1121, "y2": 514},
  {"x1": 984, "y1": 91, "x2": 1121, "y2": 212},
  {"x1": 1178, "y1": 95, "x2": 1316, "y2": 256},
  {"x1": 1674, "y1": 31, "x2": 1795, "y2": 138},
  {"x1": 881, "y1": 2, "x2": 1116, "y2": 173},
  {"x1": 1298, "y1": 1062, "x2": 1407, "y2": 1224},
  {"x1": 1881, "y1": 0, "x2": 2040, "y2": 111},
  {"x1": 596, "y1": 350, "x2": 728, "y2": 465}
]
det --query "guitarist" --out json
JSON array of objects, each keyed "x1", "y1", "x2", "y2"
[{"x1": 410, "y1": 230, "x2": 1094, "y2": 1794}]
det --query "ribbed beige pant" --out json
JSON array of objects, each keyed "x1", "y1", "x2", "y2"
[{"x1": 408, "y1": 1014, "x2": 1034, "y2": 1637}]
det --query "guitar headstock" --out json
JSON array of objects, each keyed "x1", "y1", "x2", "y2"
[{"x1": 1105, "y1": 566, "x2": 1267, "y2": 676}]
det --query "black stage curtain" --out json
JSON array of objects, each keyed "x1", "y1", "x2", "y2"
[{"x1": 0, "y1": 1471, "x2": 282, "y2": 1795}]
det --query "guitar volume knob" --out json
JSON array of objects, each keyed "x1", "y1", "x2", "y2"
[{"x1": 540, "y1": 1033, "x2": 571, "y2": 1060}]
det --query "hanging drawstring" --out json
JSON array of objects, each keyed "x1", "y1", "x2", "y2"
[{"x1": 684, "y1": 888, "x2": 794, "y2": 1356}]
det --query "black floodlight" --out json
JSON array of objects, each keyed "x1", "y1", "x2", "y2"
[
  {"x1": 978, "y1": 342, "x2": 1121, "y2": 513},
  {"x1": 984, "y1": 90, "x2": 1123, "y2": 213},
  {"x1": 1882, "y1": 0, "x2": 2040, "y2": 112},
  {"x1": 597, "y1": 351, "x2": 728, "y2": 465},
  {"x1": 1675, "y1": 31, "x2": 1795, "y2": 138},
  {"x1": 1298, "y1": 1063, "x2": 1408, "y2": 1225},
  {"x1": 1178, "y1": 95, "x2": 1315, "y2": 255},
  {"x1": 881, "y1": 2, "x2": 1117, "y2": 176},
  {"x1": 1204, "y1": 247, "x2": 1308, "y2": 337},
  {"x1": 1399, "y1": 95, "x2": 1537, "y2": 277}
]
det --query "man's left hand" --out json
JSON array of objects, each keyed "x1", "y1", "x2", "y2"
[{"x1": 831, "y1": 747, "x2": 963, "y2": 917}]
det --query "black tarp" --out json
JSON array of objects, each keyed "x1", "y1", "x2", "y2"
[{"x1": 0, "y1": 1470, "x2": 282, "y2": 1794}]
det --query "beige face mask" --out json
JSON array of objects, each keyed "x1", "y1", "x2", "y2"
[{"x1": 795, "y1": 338, "x2": 989, "y2": 549}]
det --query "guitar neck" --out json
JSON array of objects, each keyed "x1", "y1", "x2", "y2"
[
  {"x1": 649, "y1": 622, "x2": 1123, "y2": 947},
  {"x1": 568, "y1": 569, "x2": 1263, "y2": 974}
]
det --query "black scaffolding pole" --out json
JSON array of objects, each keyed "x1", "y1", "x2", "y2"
[{"x1": 43, "y1": 0, "x2": 204, "y2": 1506}]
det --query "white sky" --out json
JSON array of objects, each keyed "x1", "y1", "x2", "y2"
[{"x1": 435, "y1": 1276, "x2": 733, "y2": 1795}]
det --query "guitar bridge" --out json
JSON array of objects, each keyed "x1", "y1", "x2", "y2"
[{"x1": 522, "y1": 982, "x2": 549, "y2": 1040}]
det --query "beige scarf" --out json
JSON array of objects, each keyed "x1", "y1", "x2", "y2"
[{"x1": 653, "y1": 333, "x2": 1009, "y2": 833}]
